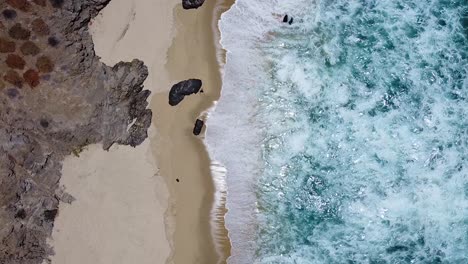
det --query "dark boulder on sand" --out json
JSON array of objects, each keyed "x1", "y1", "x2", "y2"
[
  {"x1": 169, "y1": 79, "x2": 202, "y2": 106},
  {"x1": 182, "y1": 0, "x2": 205, "y2": 9},
  {"x1": 193, "y1": 119, "x2": 204, "y2": 136}
]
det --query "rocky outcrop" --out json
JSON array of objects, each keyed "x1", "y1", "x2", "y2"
[
  {"x1": 193, "y1": 119, "x2": 204, "y2": 135},
  {"x1": 168, "y1": 79, "x2": 202, "y2": 106},
  {"x1": 182, "y1": 0, "x2": 205, "y2": 9},
  {"x1": 0, "y1": 1, "x2": 152, "y2": 263}
]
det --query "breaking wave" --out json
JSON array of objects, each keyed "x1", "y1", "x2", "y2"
[{"x1": 207, "y1": 0, "x2": 468, "y2": 263}]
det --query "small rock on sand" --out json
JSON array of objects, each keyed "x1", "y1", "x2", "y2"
[
  {"x1": 193, "y1": 119, "x2": 204, "y2": 136},
  {"x1": 182, "y1": 0, "x2": 205, "y2": 9}
]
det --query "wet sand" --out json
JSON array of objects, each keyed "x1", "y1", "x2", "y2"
[
  {"x1": 151, "y1": 0, "x2": 234, "y2": 263},
  {"x1": 49, "y1": 0, "x2": 233, "y2": 263}
]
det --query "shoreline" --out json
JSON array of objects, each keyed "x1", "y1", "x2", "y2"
[
  {"x1": 209, "y1": 0, "x2": 236, "y2": 260},
  {"x1": 205, "y1": 0, "x2": 265, "y2": 261},
  {"x1": 151, "y1": 0, "x2": 234, "y2": 262},
  {"x1": 48, "y1": 0, "x2": 234, "y2": 263}
]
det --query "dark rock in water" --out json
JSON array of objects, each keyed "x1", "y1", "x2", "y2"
[
  {"x1": 289, "y1": 17, "x2": 294, "y2": 25},
  {"x1": 386, "y1": 245, "x2": 409, "y2": 253},
  {"x1": 182, "y1": 0, "x2": 205, "y2": 9},
  {"x1": 193, "y1": 119, "x2": 204, "y2": 136},
  {"x1": 283, "y1": 15, "x2": 288, "y2": 23},
  {"x1": 169, "y1": 79, "x2": 202, "y2": 106}
]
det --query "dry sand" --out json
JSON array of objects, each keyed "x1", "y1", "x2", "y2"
[
  {"x1": 48, "y1": 0, "x2": 233, "y2": 263},
  {"x1": 49, "y1": 0, "x2": 177, "y2": 263},
  {"x1": 49, "y1": 144, "x2": 170, "y2": 264}
]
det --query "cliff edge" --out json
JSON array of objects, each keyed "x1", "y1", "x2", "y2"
[{"x1": 0, "y1": 1, "x2": 152, "y2": 263}]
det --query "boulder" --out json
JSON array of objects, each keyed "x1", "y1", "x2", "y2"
[
  {"x1": 182, "y1": 0, "x2": 205, "y2": 9},
  {"x1": 193, "y1": 119, "x2": 204, "y2": 136},
  {"x1": 168, "y1": 79, "x2": 202, "y2": 106}
]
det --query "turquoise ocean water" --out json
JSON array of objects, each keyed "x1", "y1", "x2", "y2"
[{"x1": 207, "y1": 0, "x2": 468, "y2": 263}]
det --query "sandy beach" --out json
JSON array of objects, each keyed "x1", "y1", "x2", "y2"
[
  {"x1": 48, "y1": 0, "x2": 232, "y2": 263},
  {"x1": 49, "y1": 144, "x2": 170, "y2": 264},
  {"x1": 151, "y1": 0, "x2": 233, "y2": 262}
]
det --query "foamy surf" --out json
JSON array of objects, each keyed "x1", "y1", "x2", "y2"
[
  {"x1": 205, "y1": 1, "x2": 269, "y2": 261},
  {"x1": 208, "y1": 0, "x2": 468, "y2": 263}
]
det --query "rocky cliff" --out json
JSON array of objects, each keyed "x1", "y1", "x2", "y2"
[{"x1": 0, "y1": 1, "x2": 152, "y2": 263}]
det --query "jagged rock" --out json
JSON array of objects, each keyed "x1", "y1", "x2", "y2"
[
  {"x1": 168, "y1": 79, "x2": 202, "y2": 106},
  {"x1": 55, "y1": 187, "x2": 75, "y2": 204},
  {"x1": 182, "y1": 0, "x2": 205, "y2": 9},
  {"x1": 193, "y1": 119, "x2": 204, "y2": 136},
  {"x1": 0, "y1": 1, "x2": 152, "y2": 263}
]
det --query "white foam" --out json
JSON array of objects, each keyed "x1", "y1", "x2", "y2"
[
  {"x1": 208, "y1": 0, "x2": 468, "y2": 262},
  {"x1": 206, "y1": 0, "x2": 286, "y2": 262}
]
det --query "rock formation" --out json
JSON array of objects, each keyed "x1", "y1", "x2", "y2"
[
  {"x1": 193, "y1": 119, "x2": 204, "y2": 136},
  {"x1": 168, "y1": 78, "x2": 202, "y2": 106},
  {"x1": 0, "y1": 1, "x2": 152, "y2": 263},
  {"x1": 182, "y1": 0, "x2": 205, "y2": 9}
]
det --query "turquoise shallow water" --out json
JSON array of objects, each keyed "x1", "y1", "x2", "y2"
[{"x1": 208, "y1": 0, "x2": 468, "y2": 263}]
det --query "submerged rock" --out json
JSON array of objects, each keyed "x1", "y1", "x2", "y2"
[
  {"x1": 168, "y1": 79, "x2": 202, "y2": 106},
  {"x1": 193, "y1": 119, "x2": 204, "y2": 135},
  {"x1": 182, "y1": 0, "x2": 205, "y2": 9}
]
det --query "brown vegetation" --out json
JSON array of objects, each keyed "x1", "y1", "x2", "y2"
[
  {"x1": 6, "y1": 0, "x2": 32, "y2": 12},
  {"x1": 4, "y1": 70, "x2": 23, "y2": 87},
  {"x1": 23, "y1": 69, "x2": 40, "y2": 88},
  {"x1": 33, "y1": 0, "x2": 47, "y2": 7},
  {"x1": 36, "y1": 56, "x2": 54, "y2": 73},
  {"x1": 8, "y1": 23, "x2": 31, "y2": 40},
  {"x1": 31, "y1": 18, "x2": 50, "y2": 36},
  {"x1": 0, "y1": 37, "x2": 16, "y2": 53},
  {"x1": 6, "y1": 54, "x2": 26, "y2": 69},
  {"x1": 20, "y1": 41, "x2": 40, "y2": 56}
]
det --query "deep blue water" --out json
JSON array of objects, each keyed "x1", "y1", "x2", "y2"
[{"x1": 208, "y1": 0, "x2": 468, "y2": 263}]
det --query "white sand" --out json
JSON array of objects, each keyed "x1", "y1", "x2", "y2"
[
  {"x1": 49, "y1": 144, "x2": 169, "y2": 264},
  {"x1": 49, "y1": 0, "x2": 178, "y2": 263},
  {"x1": 89, "y1": 0, "x2": 178, "y2": 94}
]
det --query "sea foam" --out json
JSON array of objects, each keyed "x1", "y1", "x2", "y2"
[
  {"x1": 208, "y1": 0, "x2": 468, "y2": 263},
  {"x1": 206, "y1": 0, "x2": 284, "y2": 262}
]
